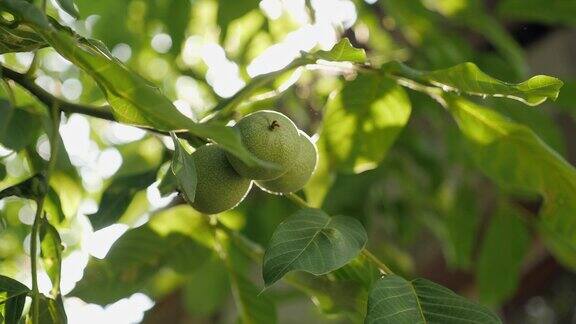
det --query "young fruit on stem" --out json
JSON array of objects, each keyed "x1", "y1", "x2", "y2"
[
  {"x1": 191, "y1": 144, "x2": 252, "y2": 214},
  {"x1": 226, "y1": 110, "x2": 300, "y2": 180},
  {"x1": 256, "y1": 131, "x2": 317, "y2": 194}
]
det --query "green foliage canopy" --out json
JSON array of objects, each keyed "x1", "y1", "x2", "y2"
[{"x1": 0, "y1": 0, "x2": 574, "y2": 323}]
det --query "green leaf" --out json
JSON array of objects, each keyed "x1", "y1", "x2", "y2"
[
  {"x1": 324, "y1": 254, "x2": 381, "y2": 320},
  {"x1": 555, "y1": 80, "x2": 576, "y2": 119},
  {"x1": 332, "y1": 254, "x2": 380, "y2": 290},
  {"x1": 0, "y1": 24, "x2": 46, "y2": 53},
  {"x1": 72, "y1": 206, "x2": 212, "y2": 305},
  {"x1": 38, "y1": 294, "x2": 67, "y2": 324},
  {"x1": 426, "y1": 0, "x2": 526, "y2": 76},
  {"x1": 223, "y1": 238, "x2": 276, "y2": 323},
  {"x1": 0, "y1": 276, "x2": 29, "y2": 301},
  {"x1": 0, "y1": 1, "x2": 51, "y2": 28},
  {"x1": 148, "y1": 205, "x2": 216, "y2": 249},
  {"x1": 44, "y1": 187, "x2": 65, "y2": 224},
  {"x1": 491, "y1": 99, "x2": 566, "y2": 154},
  {"x1": 313, "y1": 38, "x2": 367, "y2": 63},
  {"x1": 156, "y1": 0, "x2": 191, "y2": 54},
  {"x1": 54, "y1": 0, "x2": 79, "y2": 19},
  {"x1": 441, "y1": 205, "x2": 479, "y2": 270},
  {"x1": 1, "y1": 1, "x2": 265, "y2": 168},
  {"x1": 89, "y1": 169, "x2": 156, "y2": 230},
  {"x1": 212, "y1": 38, "x2": 367, "y2": 120},
  {"x1": 39, "y1": 218, "x2": 64, "y2": 296},
  {"x1": 115, "y1": 137, "x2": 164, "y2": 177},
  {"x1": 425, "y1": 185, "x2": 480, "y2": 270},
  {"x1": 379, "y1": 0, "x2": 472, "y2": 67},
  {"x1": 217, "y1": 0, "x2": 259, "y2": 40},
  {"x1": 287, "y1": 272, "x2": 366, "y2": 321},
  {"x1": 157, "y1": 167, "x2": 178, "y2": 197},
  {"x1": 48, "y1": 172, "x2": 82, "y2": 221},
  {"x1": 477, "y1": 203, "x2": 529, "y2": 306},
  {"x1": 384, "y1": 62, "x2": 563, "y2": 106},
  {"x1": 73, "y1": 1, "x2": 131, "y2": 48},
  {"x1": 0, "y1": 163, "x2": 6, "y2": 181},
  {"x1": 211, "y1": 58, "x2": 309, "y2": 119},
  {"x1": 0, "y1": 101, "x2": 42, "y2": 151},
  {"x1": 183, "y1": 256, "x2": 230, "y2": 316},
  {"x1": 170, "y1": 133, "x2": 196, "y2": 203},
  {"x1": 365, "y1": 275, "x2": 501, "y2": 324},
  {"x1": 71, "y1": 227, "x2": 202, "y2": 304},
  {"x1": 322, "y1": 73, "x2": 411, "y2": 173},
  {"x1": 446, "y1": 96, "x2": 576, "y2": 269},
  {"x1": 497, "y1": 0, "x2": 576, "y2": 25},
  {"x1": 229, "y1": 270, "x2": 277, "y2": 324},
  {"x1": 263, "y1": 208, "x2": 367, "y2": 287},
  {"x1": 304, "y1": 141, "x2": 334, "y2": 208},
  {"x1": 0, "y1": 275, "x2": 29, "y2": 324},
  {"x1": 0, "y1": 173, "x2": 47, "y2": 200},
  {"x1": 0, "y1": 213, "x2": 6, "y2": 232}
]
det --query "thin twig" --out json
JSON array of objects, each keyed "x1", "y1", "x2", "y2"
[
  {"x1": 361, "y1": 249, "x2": 393, "y2": 275},
  {"x1": 30, "y1": 102, "x2": 61, "y2": 324},
  {"x1": 0, "y1": 65, "x2": 205, "y2": 146},
  {"x1": 208, "y1": 58, "x2": 312, "y2": 121},
  {"x1": 1, "y1": 65, "x2": 115, "y2": 119},
  {"x1": 29, "y1": 197, "x2": 44, "y2": 324},
  {"x1": 211, "y1": 217, "x2": 264, "y2": 260},
  {"x1": 285, "y1": 193, "x2": 310, "y2": 209}
]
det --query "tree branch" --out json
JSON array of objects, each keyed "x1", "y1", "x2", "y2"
[
  {"x1": 0, "y1": 65, "x2": 205, "y2": 146},
  {"x1": 1, "y1": 65, "x2": 115, "y2": 120}
]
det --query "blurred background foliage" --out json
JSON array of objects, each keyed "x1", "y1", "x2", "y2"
[{"x1": 0, "y1": 0, "x2": 575, "y2": 323}]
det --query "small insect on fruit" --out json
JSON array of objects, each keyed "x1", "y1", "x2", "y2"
[
  {"x1": 226, "y1": 110, "x2": 300, "y2": 180},
  {"x1": 269, "y1": 120, "x2": 280, "y2": 130}
]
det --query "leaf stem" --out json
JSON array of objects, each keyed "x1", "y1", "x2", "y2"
[
  {"x1": 284, "y1": 193, "x2": 310, "y2": 209},
  {"x1": 30, "y1": 102, "x2": 61, "y2": 324},
  {"x1": 361, "y1": 249, "x2": 393, "y2": 275},
  {"x1": 25, "y1": 26, "x2": 49, "y2": 321},
  {"x1": 208, "y1": 58, "x2": 312, "y2": 121},
  {"x1": 30, "y1": 197, "x2": 44, "y2": 324},
  {"x1": 47, "y1": 102, "x2": 61, "y2": 175},
  {"x1": 211, "y1": 217, "x2": 264, "y2": 261}
]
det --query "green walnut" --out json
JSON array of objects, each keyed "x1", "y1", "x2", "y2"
[
  {"x1": 191, "y1": 144, "x2": 252, "y2": 214},
  {"x1": 256, "y1": 131, "x2": 317, "y2": 194},
  {"x1": 226, "y1": 110, "x2": 300, "y2": 180}
]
